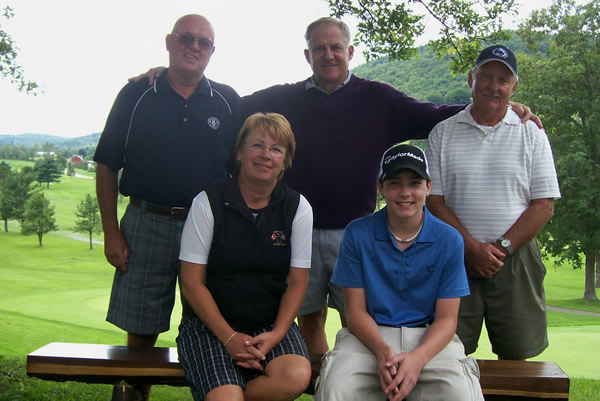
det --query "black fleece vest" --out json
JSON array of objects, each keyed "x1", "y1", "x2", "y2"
[{"x1": 182, "y1": 177, "x2": 300, "y2": 331}]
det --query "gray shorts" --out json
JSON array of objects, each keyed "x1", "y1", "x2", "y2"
[
  {"x1": 177, "y1": 316, "x2": 309, "y2": 400},
  {"x1": 299, "y1": 228, "x2": 345, "y2": 315},
  {"x1": 457, "y1": 240, "x2": 548, "y2": 360},
  {"x1": 106, "y1": 203, "x2": 185, "y2": 335},
  {"x1": 315, "y1": 327, "x2": 483, "y2": 401}
]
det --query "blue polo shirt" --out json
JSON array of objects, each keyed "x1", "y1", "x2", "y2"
[
  {"x1": 94, "y1": 70, "x2": 244, "y2": 207},
  {"x1": 332, "y1": 207, "x2": 469, "y2": 327}
]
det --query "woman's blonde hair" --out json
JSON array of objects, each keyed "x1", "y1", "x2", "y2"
[{"x1": 234, "y1": 113, "x2": 296, "y2": 175}]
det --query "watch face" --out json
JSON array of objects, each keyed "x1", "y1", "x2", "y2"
[{"x1": 501, "y1": 239, "x2": 510, "y2": 247}]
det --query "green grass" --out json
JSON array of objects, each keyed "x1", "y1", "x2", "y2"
[
  {"x1": 1, "y1": 159, "x2": 35, "y2": 170},
  {"x1": 1, "y1": 159, "x2": 599, "y2": 400},
  {"x1": 0, "y1": 232, "x2": 181, "y2": 354}
]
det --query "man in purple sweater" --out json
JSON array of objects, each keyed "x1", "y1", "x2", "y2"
[{"x1": 244, "y1": 17, "x2": 477, "y2": 360}]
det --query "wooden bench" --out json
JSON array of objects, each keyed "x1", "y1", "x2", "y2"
[{"x1": 27, "y1": 342, "x2": 570, "y2": 400}]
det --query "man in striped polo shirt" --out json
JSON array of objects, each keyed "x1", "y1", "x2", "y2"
[{"x1": 425, "y1": 45, "x2": 561, "y2": 361}]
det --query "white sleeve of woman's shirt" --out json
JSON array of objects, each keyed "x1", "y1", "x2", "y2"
[
  {"x1": 179, "y1": 191, "x2": 214, "y2": 265},
  {"x1": 290, "y1": 195, "x2": 313, "y2": 269}
]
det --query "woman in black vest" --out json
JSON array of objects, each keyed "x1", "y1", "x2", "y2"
[{"x1": 177, "y1": 113, "x2": 313, "y2": 401}]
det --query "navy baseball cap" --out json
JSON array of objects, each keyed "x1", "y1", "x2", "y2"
[
  {"x1": 475, "y1": 45, "x2": 518, "y2": 80},
  {"x1": 378, "y1": 144, "x2": 430, "y2": 182}
]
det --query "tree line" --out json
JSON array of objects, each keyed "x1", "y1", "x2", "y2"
[{"x1": 0, "y1": 160, "x2": 101, "y2": 249}]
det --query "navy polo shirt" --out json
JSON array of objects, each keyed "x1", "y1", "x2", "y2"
[{"x1": 94, "y1": 70, "x2": 244, "y2": 207}]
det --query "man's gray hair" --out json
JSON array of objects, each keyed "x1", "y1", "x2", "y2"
[{"x1": 305, "y1": 17, "x2": 351, "y2": 46}]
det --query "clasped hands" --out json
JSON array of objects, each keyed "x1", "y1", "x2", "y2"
[
  {"x1": 378, "y1": 346, "x2": 427, "y2": 401},
  {"x1": 225, "y1": 330, "x2": 279, "y2": 371},
  {"x1": 465, "y1": 239, "x2": 506, "y2": 278}
]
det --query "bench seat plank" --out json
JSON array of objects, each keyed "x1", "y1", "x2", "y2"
[
  {"x1": 478, "y1": 359, "x2": 569, "y2": 400},
  {"x1": 27, "y1": 342, "x2": 187, "y2": 386},
  {"x1": 27, "y1": 342, "x2": 570, "y2": 399}
]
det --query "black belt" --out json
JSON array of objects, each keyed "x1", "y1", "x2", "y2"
[{"x1": 130, "y1": 197, "x2": 189, "y2": 220}]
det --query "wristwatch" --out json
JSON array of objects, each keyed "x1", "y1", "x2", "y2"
[{"x1": 499, "y1": 237, "x2": 514, "y2": 255}]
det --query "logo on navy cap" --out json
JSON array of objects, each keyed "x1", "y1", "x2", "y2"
[{"x1": 492, "y1": 47, "x2": 509, "y2": 59}]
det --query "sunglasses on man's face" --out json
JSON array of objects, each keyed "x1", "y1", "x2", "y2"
[{"x1": 171, "y1": 33, "x2": 214, "y2": 51}]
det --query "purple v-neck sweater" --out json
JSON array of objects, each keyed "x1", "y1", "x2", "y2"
[{"x1": 244, "y1": 74, "x2": 464, "y2": 229}]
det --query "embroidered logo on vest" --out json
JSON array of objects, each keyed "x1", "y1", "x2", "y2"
[
  {"x1": 271, "y1": 231, "x2": 287, "y2": 246},
  {"x1": 207, "y1": 117, "x2": 221, "y2": 130}
]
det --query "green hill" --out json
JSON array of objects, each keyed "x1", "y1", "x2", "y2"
[
  {"x1": 0, "y1": 133, "x2": 100, "y2": 148},
  {"x1": 350, "y1": 32, "x2": 547, "y2": 105},
  {"x1": 352, "y1": 47, "x2": 472, "y2": 104}
]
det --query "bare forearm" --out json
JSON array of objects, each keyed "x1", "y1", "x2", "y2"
[
  {"x1": 499, "y1": 198, "x2": 554, "y2": 253},
  {"x1": 272, "y1": 268, "x2": 308, "y2": 340},
  {"x1": 96, "y1": 163, "x2": 120, "y2": 233},
  {"x1": 407, "y1": 297, "x2": 460, "y2": 366},
  {"x1": 181, "y1": 266, "x2": 234, "y2": 343},
  {"x1": 347, "y1": 307, "x2": 389, "y2": 356},
  {"x1": 412, "y1": 315, "x2": 456, "y2": 363}
]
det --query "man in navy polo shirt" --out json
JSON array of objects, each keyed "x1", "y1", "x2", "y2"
[{"x1": 93, "y1": 14, "x2": 243, "y2": 399}]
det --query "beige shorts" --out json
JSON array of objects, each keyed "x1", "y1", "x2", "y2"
[
  {"x1": 298, "y1": 228, "x2": 345, "y2": 315},
  {"x1": 315, "y1": 327, "x2": 483, "y2": 401}
]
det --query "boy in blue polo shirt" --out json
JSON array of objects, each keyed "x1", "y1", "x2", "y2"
[{"x1": 315, "y1": 144, "x2": 483, "y2": 401}]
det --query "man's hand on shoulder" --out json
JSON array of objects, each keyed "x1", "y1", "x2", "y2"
[
  {"x1": 509, "y1": 101, "x2": 543, "y2": 129},
  {"x1": 128, "y1": 66, "x2": 166, "y2": 85}
]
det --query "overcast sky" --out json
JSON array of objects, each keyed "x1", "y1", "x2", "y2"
[{"x1": 0, "y1": 0, "x2": 579, "y2": 138}]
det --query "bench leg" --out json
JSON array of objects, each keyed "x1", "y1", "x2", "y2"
[{"x1": 111, "y1": 381, "x2": 136, "y2": 401}]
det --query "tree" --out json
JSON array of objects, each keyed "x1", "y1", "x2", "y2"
[
  {"x1": 73, "y1": 194, "x2": 102, "y2": 250},
  {"x1": 34, "y1": 157, "x2": 63, "y2": 189},
  {"x1": 66, "y1": 162, "x2": 75, "y2": 176},
  {"x1": 21, "y1": 192, "x2": 57, "y2": 247},
  {"x1": 0, "y1": 166, "x2": 34, "y2": 231},
  {"x1": 0, "y1": 161, "x2": 10, "y2": 181},
  {"x1": 0, "y1": 4, "x2": 38, "y2": 93},
  {"x1": 327, "y1": 0, "x2": 517, "y2": 73},
  {"x1": 515, "y1": 0, "x2": 599, "y2": 300}
]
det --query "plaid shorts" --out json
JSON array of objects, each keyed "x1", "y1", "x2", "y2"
[
  {"x1": 177, "y1": 316, "x2": 309, "y2": 400},
  {"x1": 106, "y1": 203, "x2": 185, "y2": 335}
]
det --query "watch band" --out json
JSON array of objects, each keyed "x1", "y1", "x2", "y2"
[{"x1": 499, "y1": 237, "x2": 513, "y2": 255}]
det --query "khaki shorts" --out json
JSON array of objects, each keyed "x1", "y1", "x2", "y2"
[
  {"x1": 457, "y1": 240, "x2": 548, "y2": 360},
  {"x1": 315, "y1": 327, "x2": 483, "y2": 401},
  {"x1": 298, "y1": 228, "x2": 345, "y2": 315}
]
